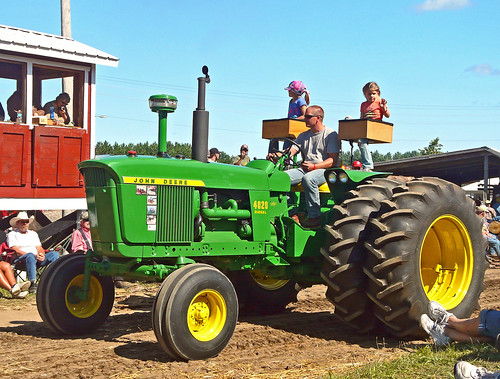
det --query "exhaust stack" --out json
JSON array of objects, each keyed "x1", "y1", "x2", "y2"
[{"x1": 192, "y1": 65, "x2": 210, "y2": 162}]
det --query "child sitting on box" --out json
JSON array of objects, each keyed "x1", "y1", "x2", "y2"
[
  {"x1": 358, "y1": 81, "x2": 390, "y2": 171},
  {"x1": 272, "y1": 80, "x2": 311, "y2": 153},
  {"x1": 285, "y1": 80, "x2": 310, "y2": 119}
]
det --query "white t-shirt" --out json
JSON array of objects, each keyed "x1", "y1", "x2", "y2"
[{"x1": 7, "y1": 229, "x2": 41, "y2": 255}]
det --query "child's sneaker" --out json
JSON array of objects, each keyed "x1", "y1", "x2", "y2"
[
  {"x1": 19, "y1": 281, "x2": 31, "y2": 292},
  {"x1": 12, "y1": 290, "x2": 28, "y2": 299},
  {"x1": 420, "y1": 314, "x2": 451, "y2": 346},
  {"x1": 10, "y1": 283, "x2": 21, "y2": 296},
  {"x1": 454, "y1": 361, "x2": 500, "y2": 379},
  {"x1": 428, "y1": 300, "x2": 455, "y2": 324}
]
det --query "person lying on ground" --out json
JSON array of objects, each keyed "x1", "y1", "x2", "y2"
[{"x1": 420, "y1": 301, "x2": 499, "y2": 346}]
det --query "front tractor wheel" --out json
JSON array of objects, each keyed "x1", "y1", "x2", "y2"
[
  {"x1": 364, "y1": 177, "x2": 487, "y2": 337},
  {"x1": 37, "y1": 254, "x2": 115, "y2": 335},
  {"x1": 153, "y1": 264, "x2": 238, "y2": 360}
]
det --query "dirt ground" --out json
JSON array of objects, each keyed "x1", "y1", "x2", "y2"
[{"x1": 1, "y1": 268, "x2": 499, "y2": 379}]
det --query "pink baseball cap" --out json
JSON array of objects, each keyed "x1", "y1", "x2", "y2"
[{"x1": 285, "y1": 80, "x2": 308, "y2": 95}]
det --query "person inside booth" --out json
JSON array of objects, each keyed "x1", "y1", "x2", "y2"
[
  {"x1": 6, "y1": 90, "x2": 22, "y2": 122},
  {"x1": 43, "y1": 92, "x2": 71, "y2": 125},
  {"x1": 0, "y1": 101, "x2": 4, "y2": 121}
]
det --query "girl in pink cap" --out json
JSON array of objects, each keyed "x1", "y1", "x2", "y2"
[{"x1": 285, "y1": 80, "x2": 310, "y2": 119}]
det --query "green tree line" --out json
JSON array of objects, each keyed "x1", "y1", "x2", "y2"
[
  {"x1": 96, "y1": 137, "x2": 443, "y2": 165},
  {"x1": 95, "y1": 141, "x2": 234, "y2": 163}
]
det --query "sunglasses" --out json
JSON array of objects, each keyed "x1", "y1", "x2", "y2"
[
  {"x1": 304, "y1": 114, "x2": 321, "y2": 119},
  {"x1": 19, "y1": 220, "x2": 30, "y2": 224}
]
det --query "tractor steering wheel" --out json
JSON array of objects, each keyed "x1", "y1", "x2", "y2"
[{"x1": 269, "y1": 138, "x2": 305, "y2": 171}]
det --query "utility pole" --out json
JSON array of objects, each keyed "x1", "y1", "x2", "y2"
[
  {"x1": 61, "y1": 0, "x2": 73, "y2": 118},
  {"x1": 61, "y1": 0, "x2": 73, "y2": 217}
]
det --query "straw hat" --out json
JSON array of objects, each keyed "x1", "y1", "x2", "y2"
[
  {"x1": 9, "y1": 211, "x2": 34, "y2": 228},
  {"x1": 489, "y1": 221, "x2": 500, "y2": 235},
  {"x1": 476, "y1": 205, "x2": 488, "y2": 213}
]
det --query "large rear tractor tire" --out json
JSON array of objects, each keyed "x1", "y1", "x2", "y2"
[
  {"x1": 37, "y1": 254, "x2": 115, "y2": 335},
  {"x1": 320, "y1": 178, "x2": 404, "y2": 332},
  {"x1": 228, "y1": 269, "x2": 299, "y2": 315},
  {"x1": 153, "y1": 264, "x2": 238, "y2": 360},
  {"x1": 364, "y1": 177, "x2": 487, "y2": 337}
]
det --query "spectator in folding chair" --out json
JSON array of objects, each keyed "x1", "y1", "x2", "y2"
[
  {"x1": 71, "y1": 211, "x2": 92, "y2": 254},
  {"x1": 0, "y1": 249, "x2": 31, "y2": 299},
  {"x1": 6, "y1": 211, "x2": 59, "y2": 294}
]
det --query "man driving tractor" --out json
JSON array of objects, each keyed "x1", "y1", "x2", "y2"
[{"x1": 268, "y1": 105, "x2": 340, "y2": 228}]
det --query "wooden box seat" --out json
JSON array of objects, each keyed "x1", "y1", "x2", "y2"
[
  {"x1": 338, "y1": 119, "x2": 393, "y2": 144},
  {"x1": 262, "y1": 118, "x2": 309, "y2": 140}
]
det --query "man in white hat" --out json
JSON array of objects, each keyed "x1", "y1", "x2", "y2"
[{"x1": 6, "y1": 211, "x2": 59, "y2": 293}]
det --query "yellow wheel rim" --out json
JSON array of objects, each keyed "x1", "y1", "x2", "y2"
[
  {"x1": 187, "y1": 290, "x2": 227, "y2": 342},
  {"x1": 420, "y1": 215, "x2": 473, "y2": 309},
  {"x1": 249, "y1": 269, "x2": 290, "y2": 290},
  {"x1": 65, "y1": 274, "x2": 103, "y2": 318}
]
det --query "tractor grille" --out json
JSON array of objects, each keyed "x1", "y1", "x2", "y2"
[
  {"x1": 81, "y1": 168, "x2": 110, "y2": 187},
  {"x1": 156, "y1": 185, "x2": 194, "y2": 243}
]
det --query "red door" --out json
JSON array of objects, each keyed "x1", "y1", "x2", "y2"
[
  {"x1": 32, "y1": 126, "x2": 89, "y2": 188},
  {"x1": 0, "y1": 123, "x2": 30, "y2": 187}
]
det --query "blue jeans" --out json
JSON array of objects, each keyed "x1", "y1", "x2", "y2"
[
  {"x1": 488, "y1": 236, "x2": 500, "y2": 257},
  {"x1": 358, "y1": 139, "x2": 373, "y2": 170},
  {"x1": 287, "y1": 168, "x2": 326, "y2": 218},
  {"x1": 15, "y1": 250, "x2": 59, "y2": 282},
  {"x1": 479, "y1": 309, "x2": 500, "y2": 338}
]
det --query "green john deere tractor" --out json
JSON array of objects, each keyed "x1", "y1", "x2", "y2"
[{"x1": 37, "y1": 67, "x2": 486, "y2": 361}]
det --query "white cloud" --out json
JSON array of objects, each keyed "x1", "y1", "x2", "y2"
[
  {"x1": 465, "y1": 64, "x2": 500, "y2": 76},
  {"x1": 416, "y1": 0, "x2": 472, "y2": 11}
]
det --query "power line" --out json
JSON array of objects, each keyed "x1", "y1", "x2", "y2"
[{"x1": 98, "y1": 74, "x2": 500, "y2": 111}]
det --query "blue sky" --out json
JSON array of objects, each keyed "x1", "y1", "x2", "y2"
[{"x1": 2, "y1": 0, "x2": 499, "y2": 159}]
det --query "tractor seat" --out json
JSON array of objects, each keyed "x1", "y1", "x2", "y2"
[{"x1": 291, "y1": 182, "x2": 330, "y2": 193}]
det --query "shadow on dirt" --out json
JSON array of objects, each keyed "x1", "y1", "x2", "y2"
[
  {"x1": 0, "y1": 293, "x2": 419, "y2": 362},
  {"x1": 239, "y1": 308, "x2": 420, "y2": 350}
]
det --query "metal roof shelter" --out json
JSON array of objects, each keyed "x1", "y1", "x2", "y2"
[
  {"x1": 0, "y1": 24, "x2": 118, "y2": 210},
  {"x1": 374, "y1": 146, "x2": 500, "y2": 198},
  {"x1": 0, "y1": 24, "x2": 119, "y2": 67}
]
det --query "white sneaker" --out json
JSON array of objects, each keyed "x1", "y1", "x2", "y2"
[
  {"x1": 10, "y1": 283, "x2": 21, "y2": 296},
  {"x1": 454, "y1": 361, "x2": 500, "y2": 379},
  {"x1": 428, "y1": 301, "x2": 455, "y2": 324},
  {"x1": 19, "y1": 281, "x2": 31, "y2": 292},
  {"x1": 12, "y1": 290, "x2": 28, "y2": 299},
  {"x1": 420, "y1": 314, "x2": 451, "y2": 346}
]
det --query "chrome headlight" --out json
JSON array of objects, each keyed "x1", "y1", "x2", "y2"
[
  {"x1": 327, "y1": 172, "x2": 337, "y2": 184},
  {"x1": 339, "y1": 172, "x2": 349, "y2": 183}
]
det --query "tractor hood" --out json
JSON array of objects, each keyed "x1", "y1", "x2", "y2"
[{"x1": 79, "y1": 155, "x2": 290, "y2": 192}]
